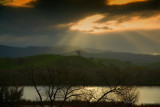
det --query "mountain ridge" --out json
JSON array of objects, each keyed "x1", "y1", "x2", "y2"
[{"x1": 1, "y1": 44, "x2": 160, "y2": 64}]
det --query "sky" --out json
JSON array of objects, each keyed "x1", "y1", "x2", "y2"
[{"x1": 0, "y1": 0, "x2": 160, "y2": 54}]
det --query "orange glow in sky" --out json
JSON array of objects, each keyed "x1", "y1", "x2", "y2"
[
  {"x1": 70, "y1": 14, "x2": 106, "y2": 33},
  {"x1": 107, "y1": 0, "x2": 148, "y2": 5},
  {"x1": 0, "y1": 0, "x2": 36, "y2": 7},
  {"x1": 69, "y1": 14, "x2": 160, "y2": 33}
]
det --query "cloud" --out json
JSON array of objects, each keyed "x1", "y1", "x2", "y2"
[
  {"x1": 0, "y1": 0, "x2": 36, "y2": 7},
  {"x1": 70, "y1": 14, "x2": 106, "y2": 33},
  {"x1": 107, "y1": 0, "x2": 148, "y2": 5},
  {"x1": 69, "y1": 13, "x2": 160, "y2": 33},
  {"x1": 0, "y1": 0, "x2": 160, "y2": 54},
  {"x1": 0, "y1": 0, "x2": 159, "y2": 36}
]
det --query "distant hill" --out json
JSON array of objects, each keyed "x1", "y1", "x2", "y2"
[
  {"x1": 82, "y1": 51, "x2": 160, "y2": 64},
  {"x1": 0, "y1": 54, "x2": 104, "y2": 69},
  {"x1": 1, "y1": 44, "x2": 160, "y2": 64},
  {"x1": 0, "y1": 45, "x2": 104, "y2": 57}
]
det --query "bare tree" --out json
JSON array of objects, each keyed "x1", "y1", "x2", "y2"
[
  {"x1": 76, "y1": 86, "x2": 118, "y2": 107},
  {"x1": 44, "y1": 66, "x2": 63, "y2": 107},
  {"x1": 0, "y1": 83, "x2": 23, "y2": 107},
  {"x1": 24, "y1": 65, "x2": 44, "y2": 107},
  {"x1": 59, "y1": 86, "x2": 83, "y2": 107},
  {"x1": 76, "y1": 50, "x2": 82, "y2": 56},
  {"x1": 92, "y1": 67, "x2": 129, "y2": 107},
  {"x1": 79, "y1": 88, "x2": 96, "y2": 107},
  {"x1": 93, "y1": 86, "x2": 118, "y2": 107},
  {"x1": 45, "y1": 84, "x2": 62, "y2": 107},
  {"x1": 116, "y1": 86, "x2": 139, "y2": 106},
  {"x1": 44, "y1": 66, "x2": 83, "y2": 107}
]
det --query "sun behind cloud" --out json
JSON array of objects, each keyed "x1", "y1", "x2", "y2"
[
  {"x1": 0, "y1": 0, "x2": 36, "y2": 7},
  {"x1": 107, "y1": 0, "x2": 148, "y2": 5},
  {"x1": 70, "y1": 14, "x2": 106, "y2": 33},
  {"x1": 69, "y1": 14, "x2": 160, "y2": 33}
]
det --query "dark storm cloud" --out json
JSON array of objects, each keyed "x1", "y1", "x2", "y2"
[
  {"x1": 33, "y1": 0, "x2": 160, "y2": 18},
  {"x1": 0, "y1": 0, "x2": 160, "y2": 36}
]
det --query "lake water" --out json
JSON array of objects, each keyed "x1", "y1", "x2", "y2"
[{"x1": 22, "y1": 86, "x2": 160, "y2": 105}]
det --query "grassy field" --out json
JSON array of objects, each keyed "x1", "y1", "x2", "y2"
[
  {"x1": 0, "y1": 54, "x2": 105, "y2": 69},
  {"x1": 0, "y1": 54, "x2": 157, "y2": 69},
  {"x1": 0, "y1": 54, "x2": 160, "y2": 86}
]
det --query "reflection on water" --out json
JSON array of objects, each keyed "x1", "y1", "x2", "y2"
[
  {"x1": 137, "y1": 87, "x2": 160, "y2": 104},
  {"x1": 22, "y1": 86, "x2": 160, "y2": 105}
]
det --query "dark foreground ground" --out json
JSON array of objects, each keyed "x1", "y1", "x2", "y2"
[{"x1": 1, "y1": 101, "x2": 160, "y2": 107}]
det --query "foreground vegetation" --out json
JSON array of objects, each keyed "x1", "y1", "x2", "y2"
[
  {"x1": 0, "y1": 85, "x2": 159, "y2": 107},
  {"x1": 1, "y1": 101, "x2": 160, "y2": 107}
]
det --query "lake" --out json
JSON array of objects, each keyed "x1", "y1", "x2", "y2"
[{"x1": 22, "y1": 86, "x2": 160, "y2": 105}]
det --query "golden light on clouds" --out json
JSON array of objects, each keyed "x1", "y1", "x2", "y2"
[
  {"x1": 69, "y1": 14, "x2": 160, "y2": 33},
  {"x1": 0, "y1": 0, "x2": 36, "y2": 7},
  {"x1": 70, "y1": 14, "x2": 107, "y2": 33},
  {"x1": 119, "y1": 15, "x2": 160, "y2": 30},
  {"x1": 107, "y1": 0, "x2": 148, "y2": 5}
]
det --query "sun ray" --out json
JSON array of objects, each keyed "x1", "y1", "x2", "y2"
[
  {"x1": 135, "y1": 31, "x2": 160, "y2": 54},
  {"x1": 136, "y1": 31, "x2": 160, "y2": 46},
  {"x1": 122, "y1": 31, "x2": 160, "y2": 54}
]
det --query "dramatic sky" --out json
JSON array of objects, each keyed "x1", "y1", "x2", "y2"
[{"x1": 0, "y1": 0, "x2": 160, "y2": 54}]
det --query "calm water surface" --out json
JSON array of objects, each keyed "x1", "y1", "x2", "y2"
[{"x1": 22, "y1": 86, "x2": 160, "y2": 105}]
